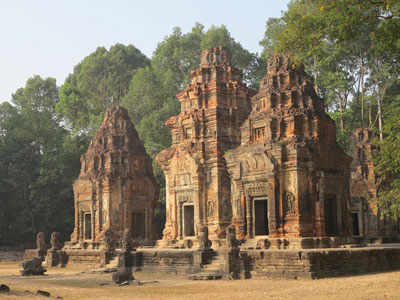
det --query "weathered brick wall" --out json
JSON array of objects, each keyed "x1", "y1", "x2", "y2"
[
  {"x1": 243, "y1": 247, "x2": 400, "y2": 279},
  {"x1": 132, "y1": 250, "x2": 195, "y2": 274}
]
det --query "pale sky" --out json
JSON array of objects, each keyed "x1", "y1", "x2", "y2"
[{"x1": 0, "y1": 0, "x2": 290, "y2": 103}]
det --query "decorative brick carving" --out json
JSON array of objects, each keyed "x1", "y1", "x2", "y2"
[
  {"x1": 156, "y1": 47, "x2": 255, "y2": 241},
  {"x1": 225, "y1": 54, "x2": 352, "y2": 238}
]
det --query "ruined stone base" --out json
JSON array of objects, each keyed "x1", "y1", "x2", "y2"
[
  {"x1": 131, "y1": 249, "x2": 195, "y2": 274},
  {"x1": 46, "y1": 250, "x2": 68, "y2": 268},
  {"x1": 245, "y1": 246, "x2": 400, "y2": 279},
  {"x1": 61, "y1": 249, "x2": 113, "y2": 268},
  {"x1": 140, "y1": 245, "x2": 400, "y2": 279},
  {"x1": 57, "y1": 243, "x2": 400, "y2": 279}
]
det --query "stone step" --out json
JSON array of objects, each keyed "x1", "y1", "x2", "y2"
[{"x1": 188, "y1": 273, "x2": 222, "y2": 280}]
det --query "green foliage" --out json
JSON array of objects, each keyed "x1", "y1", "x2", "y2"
[
  {"x1": 57, "y1": 44, "x2": 149, "y2": 134},
  {"x1": 0, "y1": 76, "x2": 85, "y2": 245},
  {"x1": 260, "y1": 18, "x2": 285, "y2": 59},
  {"x1": 373, "y1": 96, "x2": 400, "y2": 219}
]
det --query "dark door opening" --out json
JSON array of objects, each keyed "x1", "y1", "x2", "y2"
[
  {"x1": 131, "y1": 212, "x2": 145, "y2": 239},
  {"x1": 184, "y1": 205, "x2": 195, "y2": 237},
  {"x1": 84, "y1": 213, "x2": 91, "y2": 240},
  {"x1": 351, "y1": 213, "x2": 360, "y2": 236},
  {"x1": 254, "y1": 199, "x2": 269, "y2": 235},
  {"x1": 324, "y1": 197, "x2": 337, "y2": 236}
]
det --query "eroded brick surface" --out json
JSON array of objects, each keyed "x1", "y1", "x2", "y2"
[
  {"x1": 225, "y1": 54, "x2": 352, "y2": 239},
  {"x1": 156, "y1": 47, "x2": 255, "y2": 241}
]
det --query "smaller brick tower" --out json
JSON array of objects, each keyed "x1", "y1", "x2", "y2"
[
  {"x1": 348, "y1": 128, "x2": 399, "y2": 239},
  {"x1": 65, "y1": 106, "x2": 159, "y2": 249}
]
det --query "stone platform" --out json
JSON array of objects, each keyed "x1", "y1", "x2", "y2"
[
  {"x1": 129, "y1": 244, "x2": 400, "y2": 279},
  {"x1": 44, "y1": 244, "x2": 400, "y2": 279}
]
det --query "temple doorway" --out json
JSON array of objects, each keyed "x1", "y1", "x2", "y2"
[
  {"x1": 254, "y1": 198, "x2": 269, "y2": 235},
  {"x1": 84, "y1": 213, "x2": 91, "y2": 240},
  {"x1": 351, "y1": 213, "x2": 360, "y2": 236},
  {"x1": 325, "y1": 197, "x2": 338, "y2": 236},
  {"x1": 131, "y1": 212, "x2": 145, "y2": 239},
  {"x1": 183, "y1": 205, "x2": 195, "y2": 237}
]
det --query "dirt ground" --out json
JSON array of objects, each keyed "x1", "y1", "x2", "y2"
[{"x1": 0, "y1": 250, "x2": 399, "y2": 300}]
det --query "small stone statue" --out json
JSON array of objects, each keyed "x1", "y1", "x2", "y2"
[
  {"x1": 21, "y1": 257, "x2": 46, "y2": 276},
  {"x1": 121, "y1": 229, "x2": 132, "y2": 251},
  {"x1": 285, "y1": 192, "x2": 295, "y2": 215},
  {"x1": 198, "y1": 226, "x2": 212, "y2": 250},
  {"x1": 36, "y1": 232, "x2": 47, "y2": 251},
  {"x1": 50, "y1": 232, "x2": 62, "y2": 250},
  {"x1": 226, "y1": 225, "x2": 239, "y2": 250},
  {"x1": 101, "y1": 229, "x2": 113, "y2": 250}
]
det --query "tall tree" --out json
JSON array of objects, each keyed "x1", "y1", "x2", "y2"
[
  {"x1": 0, "y1": 76, "x2": 84, "y2": 245},
  {"x1": 373, "y1": 95, "x2": 400, "y2": 219},
  {"x1": 57, "y1": 43, "x2": 150, "y2": 134}
]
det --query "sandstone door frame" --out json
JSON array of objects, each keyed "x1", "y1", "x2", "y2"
[
  {"x1": 252, "y1": 196, "x2": 270, "y2": 237},
  {"x1": 183, "y1": 203, "x2": 195, "y2": 238},
  {"x1": 84, "y1": 212, "x2": 92, "y2": 240}
]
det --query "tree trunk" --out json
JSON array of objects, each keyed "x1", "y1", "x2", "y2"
[
  {"x1": 377, "y1": 85, "x2": 383, "y2": 141},
  {"x1": 360, "y1": 53, "x2": 365, "y2": 127},
  {"x1": 338, "y1": 95, "x2": 344, "y2": 132},
  {"x1": 313, "y1": 56, "x2": 319, "y2": 95}
]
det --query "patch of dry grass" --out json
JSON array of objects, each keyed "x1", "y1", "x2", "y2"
[{"x1": 0, "y1": 262, "x2": 399, "y2": 300}]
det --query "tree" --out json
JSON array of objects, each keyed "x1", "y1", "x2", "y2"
[
  {"x1": 0, "y1": 76, "x2": 84, "y2": 245},
  {"x1": 260, "y1": 18, "x2": 286, "y2": 59},
  {"x1": 57, "y1": 44, "x2": 149, "y2": 134},
  {"x1": 373, "y1": 95, "x2": 400, "y2": 219}
]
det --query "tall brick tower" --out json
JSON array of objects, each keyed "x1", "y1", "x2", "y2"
[
  {"x1": 225, "y1": 55, "x2": 352, "y2": 243},
  {"x1": 156, "y1": 47, "x2": 255, "y2": 242}
]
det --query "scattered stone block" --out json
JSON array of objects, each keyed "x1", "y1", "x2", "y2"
[
  {"x1": 112, "y1": 267, "x2": 134, "y2": 284},
  {"x1": 36, "y1": 290, "x2": 51, "y2": 297},
  {"x1": 0, "y1": 284, "x2": 10, "y2": 293},
  {"x1": 21, "y1": 257, "x2": 46, "y2": 276}
]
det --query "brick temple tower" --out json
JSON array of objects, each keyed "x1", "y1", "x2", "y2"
[
  {"x1": 66, "y1": 106, "x2": 159, "y2": 249},
  {"x1": 156, "y1": 47, "x2": 255, "y2": 242},
  {"x1": 225, "y1": 55, "x2": 352, "y2": 244}
]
